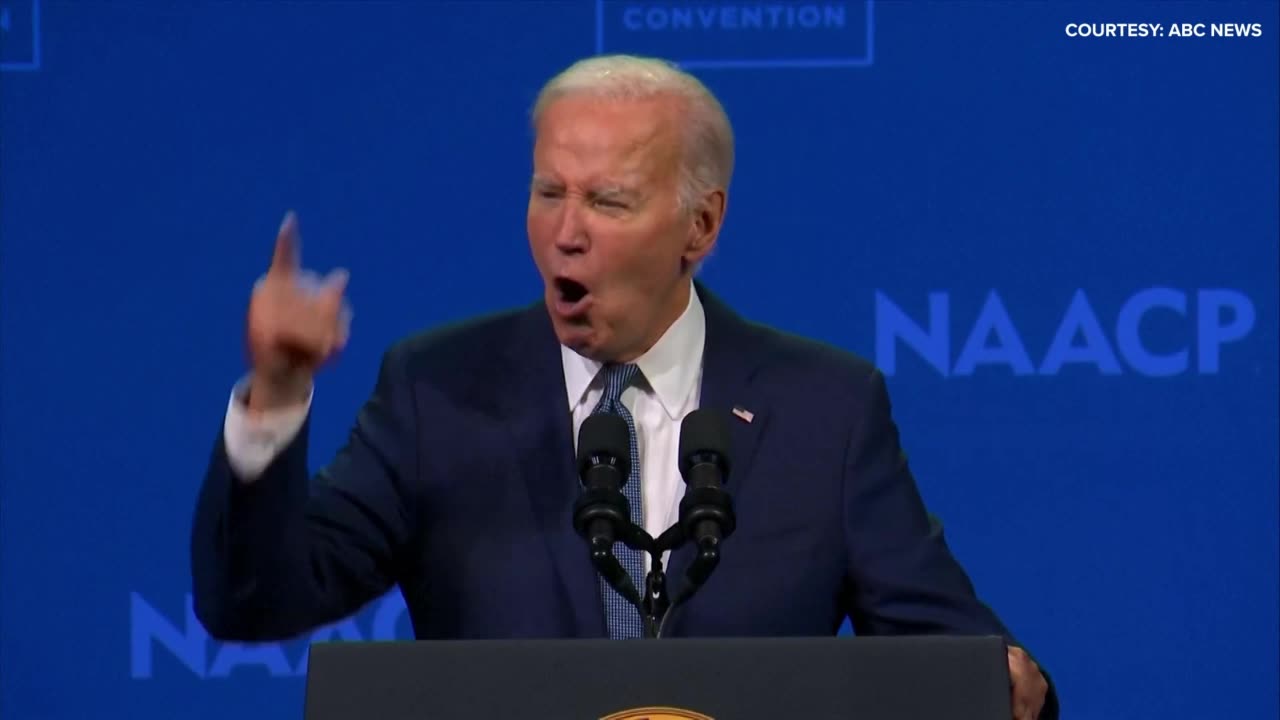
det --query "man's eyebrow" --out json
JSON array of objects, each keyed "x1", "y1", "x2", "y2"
[
  {"x1": 529, "y1": 177, "x2": 641, "y2": 198},
  {"x1": 587, "y1": 182, "x2": 641, "y2": 198},
  {"x1": 530, "y1": 175, "x2": 562, "y2": 191}
]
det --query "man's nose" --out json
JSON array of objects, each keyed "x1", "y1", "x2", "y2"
[{"x1": 552, "y1": 203, "x2": 588, "y2": 254}]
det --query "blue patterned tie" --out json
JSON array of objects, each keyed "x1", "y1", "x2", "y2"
[{"x1": 590, "y1": 363, "x2": 646, "y2": 639}]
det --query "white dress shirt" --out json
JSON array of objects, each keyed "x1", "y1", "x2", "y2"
[{"x1": 223, "y1": 284, "x2": 706, "y2": 573}]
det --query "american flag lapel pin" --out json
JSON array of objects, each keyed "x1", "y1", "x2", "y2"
[{"x1": 732, "y1": 405, "x2": 754, "y2": 423}]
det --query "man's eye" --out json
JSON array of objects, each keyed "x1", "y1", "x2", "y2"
[{"x1": 594, "y1": 198, "x2": 627, "y2": 209}]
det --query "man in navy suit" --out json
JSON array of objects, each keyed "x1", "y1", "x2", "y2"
[{"x1": 191, "y1": 55, "x2": 1054, "y2": 719}]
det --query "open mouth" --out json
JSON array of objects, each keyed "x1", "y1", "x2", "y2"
[{"x1": 555, "y1": 277, "x2": 589, "y2": 304}]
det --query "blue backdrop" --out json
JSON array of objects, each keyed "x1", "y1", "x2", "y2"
[{"x1": 2, "y1": 1, "x2": 1277, "y2": 718}]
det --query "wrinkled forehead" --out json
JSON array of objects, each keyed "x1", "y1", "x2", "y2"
[{"x1": 533, "y1": 95, "x2": 685, "y2": 188}]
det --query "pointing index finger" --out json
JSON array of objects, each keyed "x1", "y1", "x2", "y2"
[{"x1": 270, "y1": 210, "x2": 301, "y2": 276}]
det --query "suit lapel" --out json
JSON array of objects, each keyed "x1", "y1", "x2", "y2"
[
  {"x1": 665, "y1": 283, "x2": 773, "y2": 617},
  {"x1": 497, "y1": 304, "x2": 606, "y2": 638}
]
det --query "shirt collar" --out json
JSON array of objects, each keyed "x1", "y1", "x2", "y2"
[{"x1": 561, "y1": 283, "x2": 706, "y2": 420}]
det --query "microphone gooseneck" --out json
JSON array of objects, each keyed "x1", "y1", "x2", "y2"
[
  {"x1": 678, "y1": 408, "x2": 736, "y2": 579},
  {"x1": 572, "y1": 414, "x2": 644, "y2": 613},
  {"x1": 658, "y1": 409, "x2": 737, "y2": 636}
]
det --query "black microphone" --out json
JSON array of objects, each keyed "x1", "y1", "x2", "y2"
[
  {"x1": 571, "y1": 414, "x2": 643, "y2": 609},
  {"x1": 677, "y1": 409, "x2": 736, "y2": 587}
]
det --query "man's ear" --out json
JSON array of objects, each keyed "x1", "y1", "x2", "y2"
[{"x1": 684, "y1": 189, "x2": 726, "y2": 265}]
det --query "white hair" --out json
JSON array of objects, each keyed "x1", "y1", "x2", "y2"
[{"x1": 531, "y1": 55, "x2": 735, "y2": 212}]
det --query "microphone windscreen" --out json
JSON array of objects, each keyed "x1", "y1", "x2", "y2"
[
  {"x1": 577, "y1": 413, "x2": 630, "y2": 474},
  {"x1": 678, "y1": 408, "x2": 732, "y2": 476}
]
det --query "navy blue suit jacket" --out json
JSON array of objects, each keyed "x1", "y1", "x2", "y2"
[{"x1": 192, "y1": 284, "x2": 1042, "y2": 672}]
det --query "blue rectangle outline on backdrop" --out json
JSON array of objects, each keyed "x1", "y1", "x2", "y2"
[
  {"x1": 595, "y1": 0, "x2": 874, "y2": 69},
  {"x1": 0, "y1": 0, "x2": 42, "y2": 71}
]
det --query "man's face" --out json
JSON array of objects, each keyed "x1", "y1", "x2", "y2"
[{"x1": 527, "y1": 94, "x2": 713, "y2": 363}]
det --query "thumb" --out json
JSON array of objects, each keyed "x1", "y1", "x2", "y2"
[
  {"x1": 317, "y1": 267, "x2": 351, "y2": 319},
  {"x1": 319, "y1": 268, "x2": 349, "y2": 300},
  {"x1": 320, "y1": 269, "x2": 353, "y2": 349}
]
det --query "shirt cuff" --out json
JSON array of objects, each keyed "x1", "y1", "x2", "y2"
[{"x1": 222, "y1": 376, "x2": 312, "y2": 483}]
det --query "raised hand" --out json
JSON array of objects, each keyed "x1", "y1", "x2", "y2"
[{"x1": 244, "y1": 211, "x2": 351, "y2": 411}]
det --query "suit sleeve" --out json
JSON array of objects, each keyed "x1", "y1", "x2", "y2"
[
  {"x1": 840, "y1": 369, "x2": 1059, "y2": 719},
  {"x1": 840, "y1": 368, "x2": 1007, "y2": 636},
  {"x1": 190, "y1": 347, "x2": 419, "y2": 641}
]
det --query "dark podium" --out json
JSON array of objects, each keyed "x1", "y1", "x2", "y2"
[{"x1": 303, "y1": 635, "x2": 1011, "y2": 720}]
